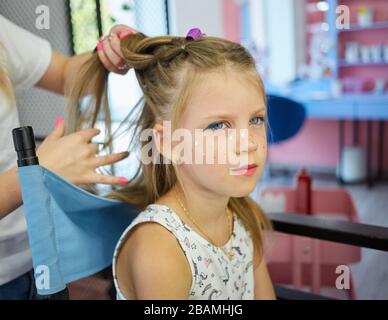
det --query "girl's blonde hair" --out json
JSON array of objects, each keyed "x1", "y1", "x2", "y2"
[
  {"x1": 0, "y1": 42, "x2": 16, "y2": 107},
  {"x1": 66, "y1": 32, "x2": 272, "y2": 267}
]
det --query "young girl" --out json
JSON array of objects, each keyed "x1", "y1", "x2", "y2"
[{"x1": 67, "y1": 28, "x2": 275, "y2": 300}]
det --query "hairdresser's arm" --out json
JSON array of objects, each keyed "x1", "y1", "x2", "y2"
[
  {"x1": 35, "y1": 25, "x2": 135, "y2": 95},
  {"x1": 0, "y1": 168, "x2": 22, "y2": 219},
  {"x1": 35, "y1": 51, "x2": 88, "y2": 95},
  {"x1": 253, "y1": 249, "x2": 277, "y2": 300}
]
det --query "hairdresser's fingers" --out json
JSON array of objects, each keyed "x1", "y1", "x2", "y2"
[
  {"x1": 86, "y1": 173, "x2": 129, "y2": 186},
  {"x1": 108, "y1": 33, "x2": 125, "y2": 60},
  {"x1": 93, "y1": 151, "x2": 129, "y2": 167},
  {"x1": 108, "y1": 35, "x2": 131, "y2": 73},
  {"x1": 45, "y1": 117, "x2": 65, "y2": 142},
  {"x1": 110, "y1": 24, "x2": 137, "y2": 39},
  {"x1": 102, "y1": 36, "x2": 124, "y2": 68},
  {"x1": 118, "y1": 28, "x2": 137, "y2": 40},
  {"x1": 73, "y1": 128, "x2": 101, "y2": 143},
  {"x1": 96, "y1": 43, "x2": 121, "y2": 73},
  {"x1": 87, "y1": 143, "x2": 100, "y2": 156}
]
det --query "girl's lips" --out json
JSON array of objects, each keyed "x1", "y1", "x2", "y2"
[{"x1": 230, "y1": 164, "x2": 258, "y2": 176}]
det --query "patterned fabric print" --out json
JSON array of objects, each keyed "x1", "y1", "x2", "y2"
[{"x1": 112, "y1": 204, "x2": 255, "y2": 300}]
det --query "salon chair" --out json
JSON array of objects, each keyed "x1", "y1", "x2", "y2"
[
  {"x1": 12, "y1": 126, "x2": 138, "y2": 299},
  {"x1": 265, "y1": 94, "x2": 306, "y2": 177}
]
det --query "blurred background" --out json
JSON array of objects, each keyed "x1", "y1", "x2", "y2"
[{"x1": 1, "y1": 0, "x2": 387, "y2": 300}]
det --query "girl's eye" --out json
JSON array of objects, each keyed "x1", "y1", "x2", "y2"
[
  {"x1": 250, "y1": 116, "x2": 265, "y2": 125},
  {"x1": 205, "y1": 121, "x2": 227, "y2": 131}
]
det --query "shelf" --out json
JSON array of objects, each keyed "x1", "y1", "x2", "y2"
[
  {"x1": 339, "y1": 60, "x2": 388, "y2": 67},
  {"x1": 338, "y1": 21, "x2": 388, "y2": 33}
]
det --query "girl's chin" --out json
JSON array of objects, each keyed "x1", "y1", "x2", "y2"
[{"x1": 228, "y1": 182, "x2": 258, "y2": 198}]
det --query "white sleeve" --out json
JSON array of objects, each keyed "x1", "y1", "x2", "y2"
[{"x1": 0, "y1": 14, "x2": 52, "y2": 93}]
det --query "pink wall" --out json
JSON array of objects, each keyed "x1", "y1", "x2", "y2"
[
  {"x1": 270, "y1": 120, "x2": 340, "y2": 167},
  {"x1": 269, "y1": 120, "x2": 388, "y2": 174}
]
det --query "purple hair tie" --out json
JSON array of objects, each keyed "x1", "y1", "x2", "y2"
[{"x1": 185, "y1": 28, "x2": 205, "y2": 41}]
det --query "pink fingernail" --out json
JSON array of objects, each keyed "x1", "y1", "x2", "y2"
[
  {"x1": 55, "y1": 116, "x2": 63, "y2": 126},
  {"x1": 119, "y1": 177, "x2": 129, "y2": 185},
  {"x1": 119, "y1": 32, "x2": 127, "y2": 40},
  {"x1": 96, "y1": 42, "x2": 103, "y2": 51}
]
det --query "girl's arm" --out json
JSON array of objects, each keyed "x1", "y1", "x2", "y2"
[
  {"x1": 116, "y1": 222, "x2": 192, "y2": 299},
  {"x1": 253, "y1": 248, "x2": 277, "y2": 300}
]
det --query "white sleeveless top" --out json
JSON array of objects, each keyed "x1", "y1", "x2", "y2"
[{"x1": 112, "y1": 203, "x2": 255, "y2": 300}]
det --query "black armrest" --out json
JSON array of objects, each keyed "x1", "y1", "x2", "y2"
[{"x1": 268, "y1": 212, "x2": 388, "y2": 252}]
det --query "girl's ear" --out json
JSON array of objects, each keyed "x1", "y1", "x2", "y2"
[{"x1": 153, "y1": 122, "x2": 173, "y2": 163}]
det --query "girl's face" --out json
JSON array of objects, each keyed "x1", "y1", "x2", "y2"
[{"x1": 173, "y1": 70, "x2": 267, "y2": 198}]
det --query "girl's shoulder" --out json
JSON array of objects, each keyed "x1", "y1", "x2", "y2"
[
  {"x1": 113, "y1": 204, "x2": 192, "y2": 299},
  {"x1": 128, "y1": 203, "x2": 186, "y2": 235},
  {"x1": 115, "y1": 203, "x2": 184, "y2": 256}
]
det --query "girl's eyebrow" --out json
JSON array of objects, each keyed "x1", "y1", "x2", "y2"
[{"x1": 201, "y1": 107, "x2": 266, "y2": 121}]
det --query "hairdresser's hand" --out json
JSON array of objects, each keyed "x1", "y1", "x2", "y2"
[
  {"x1": 96, "y1": 24, "x2": 137, "y2": 75},
  {"x1": 37, "y1": 118, "x2": 130, "y2": 186}
]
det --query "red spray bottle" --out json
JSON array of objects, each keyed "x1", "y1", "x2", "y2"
[{"x1": 295, "y1": 168, "x2": 312, "y2": 215}]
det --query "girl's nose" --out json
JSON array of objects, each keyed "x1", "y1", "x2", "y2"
[{"x1": 233, "y1": 129, "x2": 258, "y2": 155}]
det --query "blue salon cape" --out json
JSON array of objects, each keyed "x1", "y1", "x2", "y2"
[{"x1": 17, "y1": 165, "x2": 138, "y2": 295}]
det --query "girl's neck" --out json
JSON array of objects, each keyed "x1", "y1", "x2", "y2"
[{"x1": 168, "y1": 185, "x2": 229, "y2": 229}]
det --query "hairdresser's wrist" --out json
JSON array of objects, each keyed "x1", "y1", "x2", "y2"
[{"x1": 0, "y1": 167, "x2": 23, "y2": 219}]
